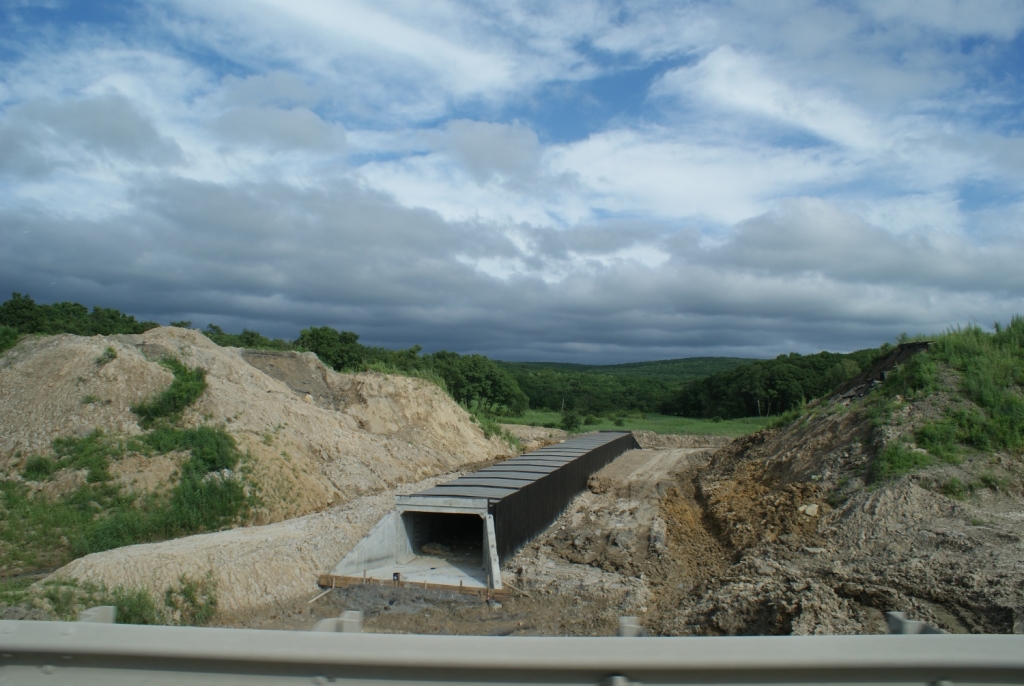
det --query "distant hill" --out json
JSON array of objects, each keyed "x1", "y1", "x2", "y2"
[{"x1": 495, "y1": 357, "x2": 755, "y2": 385}]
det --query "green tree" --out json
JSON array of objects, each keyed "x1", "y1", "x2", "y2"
[{"x1": 294, "y1": 326, "x2": 362, "y2": 370}]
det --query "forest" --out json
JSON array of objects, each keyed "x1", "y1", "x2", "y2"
[{"x1": 660, "y1": 348, "x2": 880, "y2": 419}]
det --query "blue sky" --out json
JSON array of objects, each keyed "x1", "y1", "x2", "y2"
[{"x1": 1, "y1": 0, "x2": 1023, "y2": 362}]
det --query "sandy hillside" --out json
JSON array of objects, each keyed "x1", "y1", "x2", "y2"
[
  {"x1": 50, "y1": 470, "x2": 481, "y2": 618},
  {"x1": 0, "y1": 327, "x2": 513, "y2": 523}
]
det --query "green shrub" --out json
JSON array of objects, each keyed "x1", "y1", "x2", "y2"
[
  {"x1": 95, "y1": 346, "x2": 117, "y2": 366},
  {"x1": 132, "y1": 358, "x2": 207, "y2": 425},
  {"x1": 111, "y1": 585, "x2": 165, "y2": 625},
  {"x1": 914, "y1": 420, "x2": 959, "y2": 462},
  {"x1": 873, "y1": 442, "x2": 933, "y2": 481},
  {"x1": 882, "y1": 353, "x2": 938, "y2": 398},
  {"x1": 22, "y1": 455, "x2": 58, "y2": 481},
  {"x1": 560, "y1": 408, "x2": 582, "y2": 433},
  {"x1": 0, "y1": 325, "x2": 19, "y2": 355},
  {"x1": 940, "y1": 477, "x2": 969, "y2": 499},
  {"x1": 164, "y1": 574, "x2": 217, "y2": 626},
  {"x1": 52, "y1": 429, "x2": 122, "y2": 483}
]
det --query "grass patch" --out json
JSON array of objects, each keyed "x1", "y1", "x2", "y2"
[
  {"x1": 872, "y1": 441, "x2": 933, "y2": 481},
  {"x1": 20, "y1": 429, "x2": 127, "y2": 483},
  {"x1": 95, "y1": 346, "x2": 117, "y2": 366},
  {"x1": 940, "y1": 477, "x2": 969, "y2": 500},
  {"x1": 495, "y1": 409, "x2": 769, "y2": 437},
  {"x1": 36, "y1": 574, "x2": 217, "y2": 625},
  {"x1": 164, "y1": 572, "x2": 217, "y2": 626},
  {"x1": 132, "y1": 357, "x2": 207, "y2": 426},
  {"x1": 470, "y1": 412, "x2": 523, "y2": 451},
  {"x1": 21, "y1": 455, "x2": 59, "y2": 480},
  {"x1": 2, "y1": 426, "x2": 251, "y2": 576},
  {"x1": 867, "y1": 317, "x2": 1024, "y2": 481},
  {"x1": 923, "y1": 320, "x2": 1024, "y2": 453},
  {"x1": 0, "y1": 576, "x2": 37, "y2": 607},
  {"x1": 766, "y1": 404, "x2": 806, "y2": 430}
]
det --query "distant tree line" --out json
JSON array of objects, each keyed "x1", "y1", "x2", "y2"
[
  {"x1": 1, "y1": 292, "x2": 879, "y2": 421},
  {"x1": 497, "y1": 364, "x2": 674, "y2": 415},
  {"x1": 0, "y1": 292, "x2": 159, "y2": 337},
  {"x1": 499, "y1": 357, "x2": 751, "y2": 384},
  {"x1": 661, "y1": 349, "x2": 879, "y2": 419}
]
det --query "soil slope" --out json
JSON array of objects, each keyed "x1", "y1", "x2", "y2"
[{"x1": 0, "y1": 327, "x2": 511, "y2": 525}]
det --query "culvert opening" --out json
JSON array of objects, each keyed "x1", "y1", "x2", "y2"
[{"x1": 403, "y1": 511, "x2": 483, "y2": 564}]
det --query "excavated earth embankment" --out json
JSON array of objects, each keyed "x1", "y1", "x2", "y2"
[
  {"x1": 502, "y1": 398, "x2": 1023, "y2": 637},
  {"x1": 0, "y1": 328, "x2": 512, "y2": 614},
  {"x1": 4, "y1": 330, "x2": 1021, "y2": 634}
]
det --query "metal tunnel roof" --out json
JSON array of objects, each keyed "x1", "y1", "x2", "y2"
[{"x1": 398, "y1": 431, "x2": 633, "y2": 504}]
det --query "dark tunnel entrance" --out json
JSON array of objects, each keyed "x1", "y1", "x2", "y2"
[{"x1": 402, "y1": 511, "x2": 484, "y2": 567}]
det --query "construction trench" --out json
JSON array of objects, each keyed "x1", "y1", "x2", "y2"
[{"x1": 319, "y1": 432, "x2": 641, "y2": 598}]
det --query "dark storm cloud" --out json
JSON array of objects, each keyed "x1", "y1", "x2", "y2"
[{"x1": 2, "y1": 169, "x2": 1014, "y2": 362}]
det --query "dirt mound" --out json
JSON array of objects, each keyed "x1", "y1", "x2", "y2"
[
  {"x1": 0, "y1": 327, "x2": 512, "y2": 523},
  {"x1": 493, "y1": 394, "x2": 1023, "y2": 637},
  {"x1": 49, "y1": 471, "x2": 469, "y2": 618},
  {"x1": 648, "y1": 401, "x2": 1024, "y2": 636},
  {"x1": 631, "y1": 431, "x2": 732, "y2": 450},
  {"x1": 499, "y1": 424, "x2": 568, "y2": 451}
]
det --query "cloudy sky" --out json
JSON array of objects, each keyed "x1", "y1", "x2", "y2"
[{"x1": 2, "y1": 1, "x2": 1023, "y2": 362}]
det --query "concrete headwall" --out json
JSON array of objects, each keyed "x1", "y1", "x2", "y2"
[{"x1": 332, "y1": 511, "x2": 414, "y2": 576}]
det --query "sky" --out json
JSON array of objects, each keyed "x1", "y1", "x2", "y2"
[{"x1": 1, "y1": 0, "x2": 1023, "y2": 363}]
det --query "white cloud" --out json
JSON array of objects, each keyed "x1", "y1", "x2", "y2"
[
  {"x1": 859, "y1": 0, "x2": 1024, "y2": 39},
  {"x1": 653, "y1": 46, "x2": 882, "y2": 151}
]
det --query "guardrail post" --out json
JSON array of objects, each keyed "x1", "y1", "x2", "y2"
[
  {"x1": 617, "y1": 617, "x2": 643, "y2": 637},
  {"x1": 885, "y1": 611, "x2": 945, "y2": 635},
  {"x1": 311, "y1": 611, "x2": 363, "y2": 633}
]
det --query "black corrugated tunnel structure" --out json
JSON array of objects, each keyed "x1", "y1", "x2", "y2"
[{"x1": 397, "y1": 431, "x2": 640, "y2": 562}]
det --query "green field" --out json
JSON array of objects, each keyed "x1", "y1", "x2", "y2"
[{"x1": 495, "y1": 410, "x2": 768, "y2": 438}]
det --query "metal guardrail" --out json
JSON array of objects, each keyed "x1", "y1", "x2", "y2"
[{"x1": 3, "y1": 619, "x2": 1023, "y2": 685}]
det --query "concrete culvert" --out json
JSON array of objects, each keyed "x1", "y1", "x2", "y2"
[{"x1": 324, "y1": 432, "x2": 640, "y2": 594}]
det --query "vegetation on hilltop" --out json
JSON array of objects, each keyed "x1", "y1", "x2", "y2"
[
  {"x1": 498, "y1": 357, "x2": 751, "y2": 384},
  {"x1": 664, "y1": 348, "x2": 880, "y2": 419},
  {"x1": 867, "y1": 319, "x2": 1024, "y2": 481},
  {"x1": 0, "y1": 292, "x2": 158, "y2": 339}
]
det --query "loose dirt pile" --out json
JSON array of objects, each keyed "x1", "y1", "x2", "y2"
[
  {"x1": 0, "y1": 328, "x2": 512, "y2": 523},
  {"x1": 53, "y1": 469, "x2": 493, "y2": 618},
  {"x1": 500, "y1": 424, "x2": 567, "y2": 451},
  {"x1": 651, "y1": 405, "x2": 1024, "y2": 635}
]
